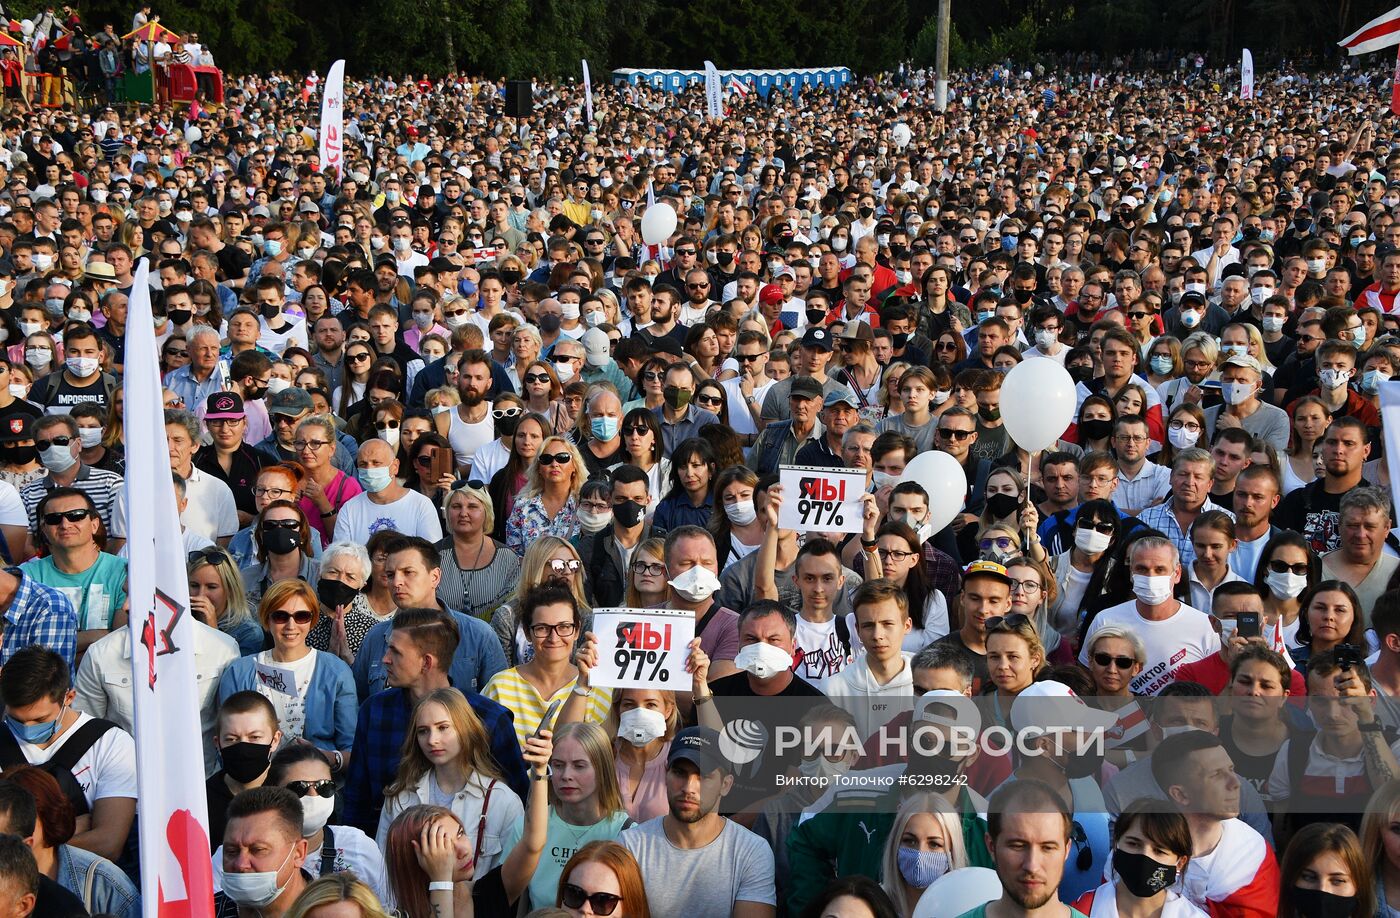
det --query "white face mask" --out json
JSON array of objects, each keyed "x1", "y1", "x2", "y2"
[
  {"x1": 734, "y1": 641, "x2": 795, "y2": 680},
  {"x1": 668, "y1": 565, "x2": 721, "y2": 603},
  {"x1": 724, "y1": 500, "x2": 757, "y2": 526},
  {"x1": 1222, "y1": 381, "x2": 1254, "y2": 406},
  {"x1": 7, "y1": 384, "x2": 26, "y2": 399},
  {"x1": 553, "y1": 361, "x2": 576, "y2": 383},
  {"x1": 560, "y1": 301, "x2": 581, "y2": 321},
  {"x1": 931, "y1": 389, "x2": 951, "y2": 405},
  {"x1": 577, "y1": 508, "x2": 613, "y2": 533},
  {"x1": 1167, "y1": 425, "x2": 1199, "y2": 450},
  {"x1": 78, "y1": 428, "x2": 103, "y2": 449},
  {"x1": 617, "y1": 708, "x2": 669, "y2": 746},
  {"x1": 1074, "y1": 526, "x2": 1112, "y2": 554},
  {"x1": 1265, "y1": 570, "x2": 1309, "y2": 600},
  {"x1": 267, "y1": 377, "x2": 291, "y2": 395},
  {"x1": 871, "y1": 470, "x2": 898, "y2": 490},
  {"x1": 24, "y1": 347, "x2": 51, "y2": 368},
  {"x1": 376, "y1": 427, "x2": 400, "y2": 449},
  {"x1": 1250, "y1": 287, "x2": 1273, "y2": 305},
  {"x1": 222, "y1": 842, "x2": 296, "y2": 908},
  {"x1": 39, "y1": 443, "x2": 77, "y2": 473},
  {"x1": 1132, "y1": 573, "x2": 1174, "y2": 606},
  {"x1": 300, "y1": 792, "x2": 335, "y2": 837}
]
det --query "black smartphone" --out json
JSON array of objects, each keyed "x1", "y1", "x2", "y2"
[
  {"x1": 1236, "y1": 612, "x2": 1261, "y2": 639},
  {"x1": 534, "y1": 699, "x2": 563, "y2": 739}
]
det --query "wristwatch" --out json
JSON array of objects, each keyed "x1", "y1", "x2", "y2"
[{"x1": 572, "y1": 684, "x2": 593, "y2": 697}]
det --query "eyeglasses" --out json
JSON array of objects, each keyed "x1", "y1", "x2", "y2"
[
  {"x1": 1009, "y1": 579, "x2": 1042, "y2": 594},
  {"x1": 523, "y1": 373, "x2": 551, "y2": 385},
  {"x1": 1115, "y1": 434, "x2": 1149, "y2": 444},
  {"x1": 980, "y1": 536, "x2": 1016, "y2": 553},
  {"x1": 631, "y1": 560, "x2": 665, "y2": 576},
  {"x1": 493, "y1": 407, "x2": 522, "y2": 420},
  {"x1": 187, "y1": 547, "x2": 229, "y2": 566},
  {"x1": 41, "y1": 508, "x2": 93, "y2": 526},
  {"x1": 1092, "y1": 652, "x2": 1136, "y2": 670},
  {"x1": 374, "y1": 420, "x2": 400, "y2": 431},
  {"x1": 562, "y1": 884, "x2": 623, "y2": 917},
  {"x1": 529, "y1": 621, "x2": 579, "y2": 639},
  {"x1": 1076, "y1": 519, "x2": 1115, "y2": 534},
  {"x1": 547, "y1": 558, "x2": 582, "y2": 576},
  {"x1": 538, "y1": 452, "x2": 572, "y2": 465},
  {"x1": 293, "y1": 440, "x2": 329, "y2": 451},
  {"x1": 35, "y1": 436, "x2": 73, "y2": 451},
  {"x1": 1267, "y1": 559, "x2": 1310, "y2": 576},
  {"x1": 877, "y1": 547, "x2": 916, "y2": 563},
  {"x1": 285, "y1": 779, "x2": 336, "y2": 798},
  {"x1": 937, "y1": 428, "x2": 974, "y2": 441},
  {"x1": 269, "y1": 609, "x2": 314, "y2": 625}
]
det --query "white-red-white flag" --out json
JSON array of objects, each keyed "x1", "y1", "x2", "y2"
[
  {"x1": 1341, "y1": 5, "x2": 1400, "y2": 55},
  {"x1": 318, "y1": 59, "x2": 345, "y2": 184},
  {"x1": 125, "y1": 258, "x2": 216, "y2": 918},
  {"x1": 1240, "y1": 49, "x2": 1254, "y2": 100}
]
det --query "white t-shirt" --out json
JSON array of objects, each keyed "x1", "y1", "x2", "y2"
[
  {"x1": 12, "y1": 711, "x2": 137, "y2": 809},
  {"x1": 333, "y1": 489, "x2": 443, "y2": 544},
  {"x1": 1079, "y1": 599, "x2": 1220, "y2": 695},
  {"x1": 257, "y1": 313, "x2": 309, "y2": 355},
  {"x1": 254, "y1": 649, "x2": 318, "y2": 740},
  {"x1": 720, "y1": 376, "x2": 777, "y2": 437},
  {"x1": 793, "y1": 614, "x2": 850, "y2": 695},
  {"x1": 447, "y1": 406, "x2": 495, "y2": 469},
  {"x1": 467, "y1": 439, "x2": 510, "y2": 485},
  {"x1": 183, "y1": 466, "x2": 240, "y2": 541},
  {"x1": 0, "y1": 479, "x2": 26, "y2": 527}
]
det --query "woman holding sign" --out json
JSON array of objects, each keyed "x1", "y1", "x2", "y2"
[{"x1": 484, "y1": 583, "x2": 614, "y2": 750}]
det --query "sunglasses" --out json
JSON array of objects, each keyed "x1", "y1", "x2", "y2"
[
  {"x1": 269, "y1": 609, "x2": 314, "y2": 625},
  {"x1": 263, "y1": 518, "x2": 300, "y2": 531},
  {"x1": 1093, "y1": 652, "x2": 1136, "y2": 670},
  {"x1": 187, "y1": 547, "x2": 229, "y2": 565},
  {"x1": 935, "y1": 341, "x2": 959, "y2": 351},
  {"x1": 937, "y1": 428, "x2": 973, "y2": 441},
  {"x1": 538, "y1": 452, "x2": 572, "y2": 466},
  {"x1": 41, "y1": 508, "x2": 93, "y2": 526},
  {"x1": 1076, "y1": 519, "x2": 1116, "y2": 534},
  {"x1": 547, "y1": 558, "x2": 582, "y2": 575},
  {"x1": 984, "y1": 613, "x2": 1032, "y2": 632},
  {"x1": 562, "y1": 885, "x2": 623, "y2": 916},
  {"x1": 523, "y1": 373, "x2": 551, "y2": 385},
  {"x1": 980, "y1": 536, "x2": 1016, "y2": 552},
  {"x1": 642, "y1": 371, "x2": 666, "y2": 382},
  {"x1": 285, "y1": 779, "x2": 337, "y2": 798},
  {"x1": 493, "y1": 407, "x2": 523, "y2": 419},
  {"x1": 695, "y1": 394, "x2": 723, "y2": 406},
  {"x1": 35, "y1": 436, "x2": 73, "y2": 451},
  {"x1": 375, "y1": 420, "x2": 400, "y2": 431},
  {"x1": 1267, "y1": 560, "x2": 1309, "y2": 576}
]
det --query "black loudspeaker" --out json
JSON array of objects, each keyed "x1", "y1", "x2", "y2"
[{"x1": 504, "y1": 80, "x2": 533, "y2": 118}]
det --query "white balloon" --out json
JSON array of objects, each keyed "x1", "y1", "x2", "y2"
[
  {"x1": 911, "y1": 867, "x2": 1002, "y2": 918},
  {"x1": 19, "y1": 19, "x2": 31, "y2": 36},
  {"x1": 639, "y1": 202, "x2": 677, "y2": 245},
  {"x1": 999, "y1": 359, "x2": 1077, "y2": 453},
  {"x1": 184, "y1": 126, "x2": 203, "y2": 144},
  {"x1": 899, "y1": 450, "x2": 966, "y2": 534},
  {"x1": 892, "y1": 123, "x2": 912, "y2": 149}
]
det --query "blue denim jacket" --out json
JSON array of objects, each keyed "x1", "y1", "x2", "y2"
[{"x1": 57, "y1": 844, "x2": 140, "y2": 918}]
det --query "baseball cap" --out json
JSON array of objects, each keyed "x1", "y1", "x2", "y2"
[
  {"x1": 1178, "y1": 290, "x2": 1208, "y2": 308},
  {"x1": 581, "y1": 328, "x2": 611, "y2": 367},
  {"x1": 800, "y1": 327, "x2": 833, "y2": 352},
  {"x1": 758, "y1": 284, "x2": 785, "y2": 306},
  {"x1": 914, "y1": 689, "x2": 983, "y2": 736},
  {"x1": 963, "y1": 559, "x2": 1012, "y2": 585},
  {"x1": 267, "y1": 387, "x2": 313, "y2": 417},
  {"x1": 790, "y1": 376, "x2": 824, "y2": 401},
  {"x1": 249, "y1": 205, "x2": 271, "y2": 219},
  {"x1": 1221, "y1": 353, "x2": 1262, "y2": 374},
  {"x1": 204, "y1": 392, "x2": 245, "y2": 420},
  {"x1": 837, "y1": 323, "x2": 874, "y2": 341},
  {"x1": 427, "y1": 256, "x2": 460, "y2": 275},
  {"x1": 1009, "y1": 680, "x2": 1118, "y2": 736},
  {"x1": 297, "y1": 200, "x2": 320, "y2": 214},
  {"x1": 823, "y1": 386, "x2": 859, "y2": 409},
  {"x1": 668, "y1": 726, "x2": 731, "y2": 776},
  {"x1": 773, "y1": 266, "x2": 796, "y2": 281}
]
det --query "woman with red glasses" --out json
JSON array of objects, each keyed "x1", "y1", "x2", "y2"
[{"x1": 216, "y1": 578, "x2": 357, "y2": 778}]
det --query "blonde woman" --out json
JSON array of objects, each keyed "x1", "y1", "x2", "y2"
[
  {"x1": 505, "y1": 435, "x2": 585, "y2": 556},
  {"x1": 188, "y1": 546, "x2": 262, "y2": 656},
  {"x1": 493, "y1": 536, "x2": 593, "y2": 666},
  {"x1": 879, "y1": 793, "x2": 969, "y2": 918},
  {"x1": 377, "y1": 687, "x2": 525, "y2": 874},
  {"x1": 285, "y1": 874, "x2": 392, "y2": 918},
  {"x1": 437, "y1": 484, "x2": 520, "y2": 620}
]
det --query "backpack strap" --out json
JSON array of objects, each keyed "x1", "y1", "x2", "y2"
[
  {"x1": 834, "y1": 614, "x2": 851, "y2": 656},
  {"x1": 82, "y1": 856, "x2": 100, "y2": 912},
  {"x1": 0, "y1": 726, "x2": 26, "y2": 771},
  {"x1": 319, "y1": 824, "x2": 337, "y2": 877},
  {"x1": 46, "y1": 718, "x2": 117, "y2": 774}
]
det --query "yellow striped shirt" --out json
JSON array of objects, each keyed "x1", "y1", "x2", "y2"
[{"x1": 482, "y1": 667, "x2": 614, "y2": 750}]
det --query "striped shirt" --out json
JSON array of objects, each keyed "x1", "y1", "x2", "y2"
[
  {"x1": 482, "y1": 667, "x2": 613, "y2": 750},
  {"x1": 20, "y1": 464, "x2": 126, "y2": 538}
]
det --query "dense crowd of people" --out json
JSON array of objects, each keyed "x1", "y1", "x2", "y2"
[{"x1": 0, "y1": 33, "x2": 1395, "y2": 918}]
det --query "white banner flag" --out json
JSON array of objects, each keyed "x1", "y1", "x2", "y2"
[
  {"x1": 125, "y1": 259, "x2": 216, "y2": 918},
  {"x1": 318, "y1": 59, "x2": 346, "y2": 184},
  {"x1": 1240, "y1": 49, "x2": 1254, "y2": 100},
  {"x1": 582, "y1": 59, "x2": 594, "y2": 123},
  {"x1": 703, "y1": 60, "x2": 723, "y2": 119}
]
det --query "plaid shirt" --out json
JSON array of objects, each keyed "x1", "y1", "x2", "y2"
[
  {"x1": 1, "y1": 566, "x2": 76, "y2": 671},
  {"x1": 1137, "y1": 498, "x2": 1234, "y2": 565},
  {"x1": 341, "y1": 687, "x2": 527, "y2": 836}
]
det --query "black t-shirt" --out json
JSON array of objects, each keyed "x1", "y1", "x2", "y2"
[
  {"x1": 711, "y1": 671, "x2": 825, "y2": 815},
  {"x1": 32, "y1": 371, "x2": 112, "y2": 413},
  {"x1": 36, "y1": 874, "x2": 87, "y2": 917},
  {"x1": 935, "y1": 631, "x2": 989, "y2": 693},
  {"x1": 1273, "y1": 478, "x2": 1361, "y2": 554},
  {"x1": 1219, "y1": 715, "x2": 1290, "y2": 796},
  {"x1": 214, "y1": 243, "x2": 251, "y2": 282},
  {"x1": 205, "y1": 770, "x2": 238, "y2": 847}
]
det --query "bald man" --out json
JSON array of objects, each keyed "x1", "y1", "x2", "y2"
[{"x1": 332, "y1": 438, "x2": 443, "y2": 543}]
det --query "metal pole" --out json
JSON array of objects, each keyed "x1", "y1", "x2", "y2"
[{"x1": 936, "y1": 0, "x2": 950, "y2": 111}]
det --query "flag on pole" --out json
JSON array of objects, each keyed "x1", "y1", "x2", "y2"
[
  {"x1": 703, "y1": 60, "x2": 723, "y2": 120},
  {"x1": 582, "y1": 59, "x2": 594, "y2": 123},
  {"x1": 1340, "y1": 4, "x2": 1400, "y2": 55},
  {"x1": 727, "y1": 76, "x2": 748, "y2": 98},
  {"x1": 318, "y1": 59, "x2": 345, "y2": 184},
  {"x1": 1393, "y1": 45, "x2": 1400, "y2": 115},
  {"x1": 1240, "y1": 49, "x2": 1254, "y2": 100},
  {"x1": 125, "y1": 259, "x2": 216, "y2": 918}
]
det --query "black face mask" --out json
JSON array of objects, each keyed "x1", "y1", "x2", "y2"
[
  {"x1": 807, "y1": 309, "x2": 828, "y2": 326},
  {"x1": 0, "y1": 444, "x2": 36, "y2": 465},
  {"x1": 891, "y1": 332, "x2": 910, "y2": 349},
  {"x1": 984, "y1": 492, "x2": 1020, "y2": 520},
  {"x1": 317, "y1": 578, "x2": 360, "y2": 609},
  {"x1": 538, "y1": 314, "x2": 562, "y2": 333},
  {"x1": 907, "y1": 746, "x2": 962, "y2": 781},
  {"x1": 1013, "y1": 288, "x2": 1034, "y2": 304},
  {"x1": 496, "y1": 413, "x2": 521, "y2": 438},
  {"x1": 261, "y1": 526, "x2": 300, "y2": 555},
  {"x1": 716, "y1": 251, "x2": 734, "y2": 268},
  {"x1": 260, "y1": 300, "x2": 282, "y2": 320},
  {"x1": 500, "y1": 269, "x2": 522, "y2": 285},
  {"x1": 243, "y1": 385, "x2": 268, "y2": 403},
  {"x1": 1068, "y1": 365, "x2": 1094, "y2": 384},
  {"x1": 858, "y1": 206, "x2": 875, "y2": 219},
  {"x1": 613, "y1": 499, "x2": 645, "y2": 529},
  {"x1": 167, "y1": 308, "x2": 192, "y2": 326},
  {"x1": 1080, "y1": 418, "x2": 1113, "y2": 441},
  {"x1": 1289, "y1": 886, "x2": 1357, "y2": 918},
  {"x1": 220, "y1": 740, "x2": 274, "y2": 783},
  {"x1": 1112, "y1": 848, "x2": 1178, "y2": 899}
]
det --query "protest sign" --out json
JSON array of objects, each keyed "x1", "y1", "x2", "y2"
[
  {"x1": 779, "y1": 465, "x2": 866, "y2": 534},
  {"x1": 590, "y1": 607, "x2": 695, "y2": 692}
]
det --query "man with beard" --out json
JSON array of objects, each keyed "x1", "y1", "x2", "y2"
[
  {"x1": 438, "y1": 349, "x2": 494, "y2": 470},
  {"x1": 961, "y1": 779, "x2": 1087, "y2": 918}
]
